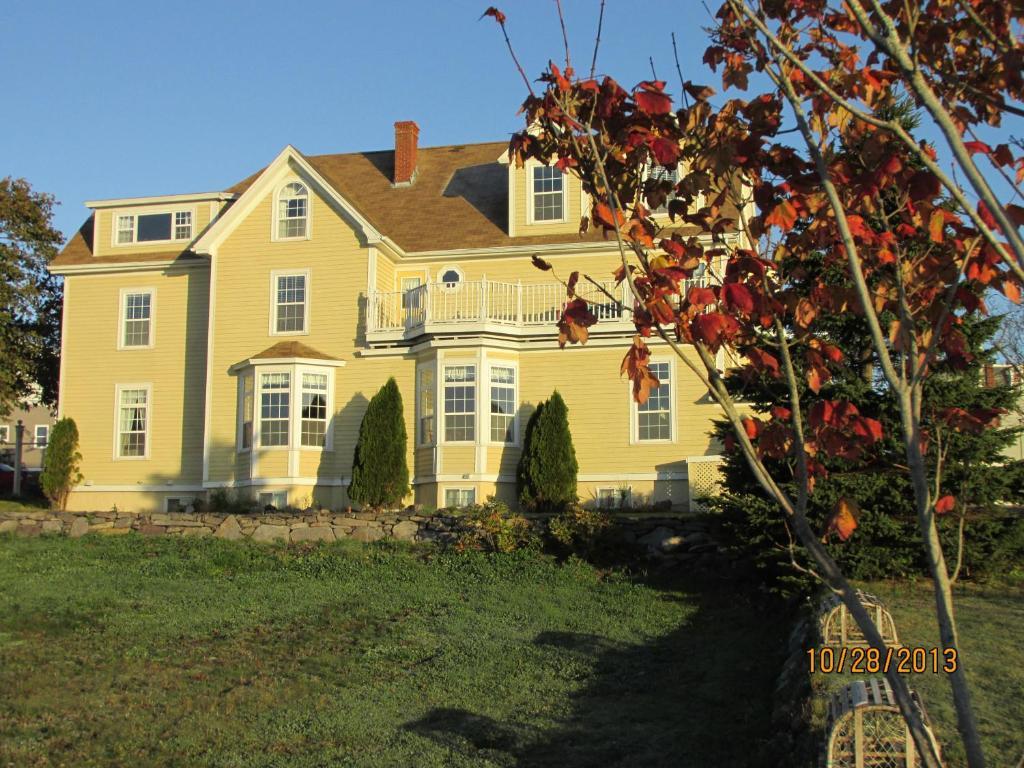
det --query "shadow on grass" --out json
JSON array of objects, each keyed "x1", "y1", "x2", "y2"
[{"x1": 405, "y1": 571, "x2": 793, "y2": 768}]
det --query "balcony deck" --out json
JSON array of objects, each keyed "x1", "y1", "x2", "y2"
[{"x1": 366, "y1": 277, "x2": 705, "y2": 344}]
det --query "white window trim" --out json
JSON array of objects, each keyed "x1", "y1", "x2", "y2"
[
  {"x1": 269, "y1": 269, "x2": 311, "y2": 337},
  {"x1": 629, "y1": 357, "x2": 677, "y2": 444},
  {"x1": 487, "y1": 361, "x2": 519, "y2": 447},
  {"x1": 34, "y1": 425, "x2": 49, "y2": 447},
  {"x1": 641, "y1": 162, "x2": 705, "y2": 222},
  {"x1": 110, "y1": 206, "x2": 197, "y2": 248},
  {"x1": 441, "y1": 360, "x2": 478, "y2": 445},
  {"x1": 236, "y1": 371, "x2": 255, "y2": 454},
  {"x1": 435, "y1": 264, "x2": 465, "y2": 292},
  {"x1": 526, "y1": 162, "x2": 568, "y2": 225},
  {"x1": 113, "y1": 383, "x2": 152, "y2": 461},
  {"x1": 258, "y1": 490, "x2": 289, "y2": 509},
  {"x1": 0, "y1": 425, "x2": 9, "y2": 444},
  {"x1": 117, "y1": 287, "x2": 156, "y2": 350},
  {"x1": 416, "y1": 361, "x2": 437, "y2": 448},
  {"x1": 272, "y1": 181, "x2": 312, "y2": 242},
  {"x1": 242, "y1": 363, "x2": 335, "y2": 452},
  {"x1": 443, "y1": 487, "x2": 476, "y2": 508},
  {"x1": 298, "y1": 368, "x2": 333, "y2": 451}
]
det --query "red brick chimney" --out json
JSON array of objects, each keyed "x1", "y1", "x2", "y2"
[
  {"x1": 393, "y1": 121, "x2": 419, "y2": 186},
  {"x1": 983, "y1": 363, "x2": 996, "y2": 388}
]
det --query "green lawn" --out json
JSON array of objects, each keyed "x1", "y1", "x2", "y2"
[
  {"x1": 811, "y1": 579, "x2": 1024, "y2": 767},
  {"x1": 0, "y1": 534, "x2": 789, "y2": 768}
]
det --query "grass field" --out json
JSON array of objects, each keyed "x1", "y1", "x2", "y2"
[{"x1": 0, "y1": 533, "x2": 790, "y2": 768}]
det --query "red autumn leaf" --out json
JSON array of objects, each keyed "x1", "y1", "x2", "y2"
[
  {"x1": 650, "y1": 137, "x2": 681, "y2": 166},
  {"x1": 806, "y1": 364, "x2": 829, "y2": 394},
  {"x1": 686, "y1": 285, "x2": 718, "y2": 309},
  {"x1": 977, "y1": 200, "x2": 999, "y2": 231},
  {"x1": 557, "y1": 298, "x2": 597, "y2": 348},
  {"x1": 764, "y1": 199, "x2": 798, "y2": 231},
  {"x1": 742, "y1": 417, "x2": 760, "y2": 440},
  {"x1": 935, "y1": 495, "x2": 956, "y2": 515},
  {"x1": 634, "y1": 80, "x2": 672, "y2": 115},
  {"x1": 532, "y1": 254, "x2": 553, "y2": 271},
  {"x1": 722, "y1": 282, "x2": 756, "y2": 315},
  {"x1": 746, "y1": 348, "x2": 781, "y2": 379},
  {"x1": 964, "y1": 141, "x2": 991, "y2": 156},
  {"x1": 480, "y1": 6, "x2": 506, "y2": 24},
  {"x1": 1007, "y1": 204, "x2": 1024, "y2": 228},
  {"x1": 593, "y1": 201, "x2": 626, "y2": 231},
  {"x1": 1001, "y1": 278, "x2": 1022, "y2": 304},
  {"x1": 683, "y1": 81, "x2": 715, "y2": 102},
  {"x1": 908, "y1": 170, "x2": 940, "y2": 201},
  {"x1": 660, "y1": 238, "x2": 685, "y2": 259},
  {"x1": 808, "y1": 400, "x2": 836, "y2": 430},
  {"x1": 794, "y1": 298, "x2": 817, "y2": 330},
  {"x1": 992, "y1": 144, "x2": 1014, "y2": 168},
  {"x1": 770, "y1": 405, "x2": 791, "y2": 421},
  {"x1": 566, "y1": 271, "x2": 580, "y2": 297},
  {"x1": 825, "y1": 498, "x2": 860, "y2": 542},
  {"x1": 691, "y1": 312, "x2": 740, "y2": 352}
]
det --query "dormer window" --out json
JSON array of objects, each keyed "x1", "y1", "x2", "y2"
[
  {"x1": 647, "y1": 165, "x2": 679, "y2": 213},
  {"x1": 114, "y1": 211, "x2": 193, "y2": 245},
  {"x1": 530, "y1": 166, "x2": 565, "y2": 223},
  {"x1": 277, "y1": 182, "x2": 309, "y2": 239}
]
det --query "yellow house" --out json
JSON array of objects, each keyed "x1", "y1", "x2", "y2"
[{"x1": 49, "y1": 122, "x2": 736, "y2": 514}]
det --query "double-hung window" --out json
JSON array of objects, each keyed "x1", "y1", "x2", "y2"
[
  {"x1": 272, "y1": 272, "x2": 308, "y2": 334},
  {"x1": 531, "y1": 166, "x2": 565, "y2": 222},
  {"x1": 300, "y1": 373, "x2": 328, "y2": 447},
  {"x1": 277, "y1": 182, "x2": 309, "y2": 239},
  {"x1": 444, "y1": 365, "x2": 475, "y2": 442},
  {"x1": 489, "y1": 366, "x2": 516, "y2": 443},
  {"x1": 34, "y1": 425, "x2": 48, "y2": 448},
  {"x1": 121, "y1": 289, "x2": 154, "y2": 348},
  {"x1": 0, "y1": 425, "x2": 9, "y2": 444},
  {"x1": 260, "y1": 373, "x2": 290, "y2": 447},
  {"x1": 417, "y1": 365, "x2": 436, "y2": 446},
  {"x1": 647, "y1": 165, "x2": 679, "y2": 213},
  {"x1": 239, "y1": 373, "x2": 254, "y2": 450},
  {"x1": 238, "y1": 366, "x2": 335, "y2": 451},
  {"x1": 636, "y1": 361, "x2": 673, "y2": 441},
  {"x1": 116, "y1": 386, "x2": 150, "y2": 458}
]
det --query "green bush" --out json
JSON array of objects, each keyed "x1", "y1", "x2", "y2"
[
  {"x1": 40, "y1": 417, "x2": 82, "y2": 511},
  {"x1": 456, "y1": 497, "x2": 540, "y2": 553},
  {"x1": 208, "y1": 488, "x2": 253, "y2": 515},
  {"x1": 517, "y1": 391, "x2": 578, "y2": 513},
  {"x1": 547, "y1": 504, "x2": 617, "y2": 560},
  {"x1": 349, "y1": 377, "x2": 409, "y2": 510}
]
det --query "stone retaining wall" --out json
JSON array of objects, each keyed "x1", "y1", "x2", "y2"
[{"x1": 0, "y1": 508, "x2": 719, "y2": 559}]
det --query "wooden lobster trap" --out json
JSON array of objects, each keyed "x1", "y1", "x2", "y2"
[
  {"x1": 819, "y1": 590, "x2": 900, "y2": 648},
  {"x1": 824, "y1": 678, "x2": 941, "y2": 768}
]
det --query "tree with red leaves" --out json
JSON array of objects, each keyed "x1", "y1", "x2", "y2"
[{"x1": 487, "y1": 3, "x2": 1023, "y2": 765}]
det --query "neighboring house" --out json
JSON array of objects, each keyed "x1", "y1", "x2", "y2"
[
  {"x1": 982, "y1": 363, "x2": 1024, "y2": 461},
  {"x1": 0, "y1": 402, "x2": 54, "y2": 470},
  {"x1": 49, "y1": 122, "x2": 747, "y2": 514}
]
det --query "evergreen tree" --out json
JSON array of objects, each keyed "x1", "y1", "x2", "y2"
[
  {"x1": 710, "y1": 309, "x2": 1024, "y2": 594},
  {"x1": 40, "y1": 417, "x2": 83, "y2": 511},
  {"x1": 517, "y1": 391, "x2": 578, "y2": 512},
  {"x1": 348, "y1": 378, "x2": 409, "y2": 509}
]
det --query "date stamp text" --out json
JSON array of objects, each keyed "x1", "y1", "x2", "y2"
[{"x1": 808, "y1": 646, "x2": 958, "y2": 674}]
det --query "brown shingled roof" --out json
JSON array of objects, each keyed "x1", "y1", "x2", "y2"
[
  {"x1": 54, "y1": 139, "x2": 716, "y2": 265},
  {"x1": 250, "y1": 341, "x2": 338, "y2": 361}
]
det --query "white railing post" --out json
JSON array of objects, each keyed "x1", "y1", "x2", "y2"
[
  {"x1": 424, "y1": 281, "x2": 432, "y2": 327},
  {"x1": 480, "y1": 275, "x2": 488, "y2": 321},
  {"x1": 367, "y1": 292, "x2": 377, "y2": 331},
  {"x1": 517, "y1": 280, "x2": 523, "y2": 325}
]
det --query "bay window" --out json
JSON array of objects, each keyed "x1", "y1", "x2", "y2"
[{"x1": 444, "y1": 364, "x2": 476, "y2": 442}]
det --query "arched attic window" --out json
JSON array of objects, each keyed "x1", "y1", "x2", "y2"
[{"x1": 277, "y1": 182, "x2": 309, "y2": 239}]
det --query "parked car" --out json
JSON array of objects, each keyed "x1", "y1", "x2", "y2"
[{"x1": 0, "y1": 463, "x2": 41, "y2": 494}]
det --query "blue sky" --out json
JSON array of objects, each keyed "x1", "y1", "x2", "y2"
[{"x1": 0, "y1": 1, "x2": 719, "y2": 242}]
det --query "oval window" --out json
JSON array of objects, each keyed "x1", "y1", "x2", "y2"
[{"x1": 441, "y1": 269, "x2": 461, "y2": 286}]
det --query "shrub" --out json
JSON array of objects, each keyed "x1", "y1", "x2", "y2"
[
  {"x1": 547, "y1": 503, "x2": 617, "y2": 560},
  {"x1": 349, "y1": 377, "x2": 409, "y2": 510},
  {"x1": 40, "y1": 417, "x2": 83, "y2": 511},
  {"x1": 517, "y1": 391, "x2": 578, "y2": 513},
  {"x1": 208, "y1": 488, "x2": 253, "y2": 515},
  {"x1": 456, "y1": 497, "x2": 540, "y2": 553}
]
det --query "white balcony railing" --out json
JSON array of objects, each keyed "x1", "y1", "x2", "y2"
[{"x1": 367, "y1": 276, "x2": 706, "y2": 339}]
